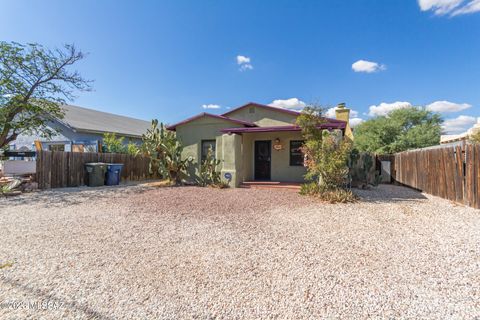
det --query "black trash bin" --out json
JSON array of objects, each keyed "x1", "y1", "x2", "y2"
[
  {"x1": 85, "y1": 163, "x2": 107, "y2": 187},
  {"x1": 105, "y1": 163, "x2": 124, "y2": 186}
]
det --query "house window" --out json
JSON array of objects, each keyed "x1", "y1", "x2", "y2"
[
  {"x1": 201, "y1": 140, "x2": 216, "y2": 161},
  {"x1": 290, "y1": 140, "x2": 304, "y2": 166},
  {"x1": 48, "y1": 144, "x2": 65, "y2": 152}
]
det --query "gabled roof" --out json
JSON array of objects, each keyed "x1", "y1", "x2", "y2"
[
  {"x1": 222, "y1": 102, "x2": 302, "y2": 117},
  {"x1": 57, "y1": 104, "x2": 151, "y2": 138},
  {"x1": 166, "y1": 112, "x2": 257, "y2": 131}
]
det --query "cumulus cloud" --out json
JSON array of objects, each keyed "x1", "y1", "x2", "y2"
[
  {"x1": 368, "y1": 101, "x2": 413, "y2": 116},
  {"x1": 349, "y1": 118, "x2": 365, "y2": 127},
  {"x1": 324, "y1": 106, "x2": 363, "y2": 126},
  {"x1": 418, "y1": 0, "x2": 480, "y2": 16},
  {"x1": 325, "y1": 107, "x2": 359, "y2": 118},
  {"x1": 442, "y1": 115, "x2": 477, "y2": 134},
  {"x1": 269, "y1": 98, "x2": 306, "y2": 110},
  {"x1": 236, "y1": 55, "x2": 253, "y2": 71},
  {"x1": 352, "y1": 60, "x2": 386, "y2": 73},
  {"x1": 426, "y1": 100, "x2": 472, "y2": 112},
  {"x1": 202, "y1": 104, "x2": 221, "y2": 109}
]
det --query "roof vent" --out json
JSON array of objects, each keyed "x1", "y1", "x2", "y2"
[{"x1": 249, "y1": 107, "x2": 255, "y2": 114}]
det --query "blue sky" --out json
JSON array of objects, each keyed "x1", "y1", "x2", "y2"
[{"x1": 1, "y1": 0, "x2": 479, "y2": 133}]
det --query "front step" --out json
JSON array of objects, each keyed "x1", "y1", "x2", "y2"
[{"x1": 240, "y1": 181, "x2": 301, "y2": 190}]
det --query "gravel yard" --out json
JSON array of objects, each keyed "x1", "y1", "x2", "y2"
[{"x1": 0, "y1": 184, "x2": 479, "y2": 319}]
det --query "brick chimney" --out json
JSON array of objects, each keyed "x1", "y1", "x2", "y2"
[{"x1": 335, "y1": 103, "x2": 353, "y2": 140}]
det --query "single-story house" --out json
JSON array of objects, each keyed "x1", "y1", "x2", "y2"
[
  {"x1": 167, "y1": 102, "x2": 353, "y2": 187},
  {"x1": 11, "y1": 104, "x2": 151, "y2": 152}
]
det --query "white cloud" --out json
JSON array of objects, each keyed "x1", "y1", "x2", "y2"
[
  {"x1": 442, "y1": 115, "x2": 477, "y2": 134},
  {"x1": 426, "y1": 100, "x2": 472, "y2": 112},
  {"x1": 202, "y1": 104, "x2": 221, "y2": 109},
  {"x1": 325, "y1": 107, "x2": 359, "y2": 118},
  {"x1": 350, "y1": 118, "x2": 365, "y2": 127},
  {"x1": 451, "y1": 0, "x2": 480, "y2": 15},
  {"x1": 352, "y1": 60, "x2": 386, "y2": 73},
  {"x1": 418, "y1": 0, "x2": 480, "y2": 15},
  {"x1": 368, "y1": 101, "x2": 413, "y2": 116},
  {"x1": 269, "y1": 98, "x2": 306, "y2": 110},
  {"x1": 236, "y1": 55, "x2": 253, "y2": 71},
  {"x1": 325, "y1": 106, "x2": 363, "y2": 126}
]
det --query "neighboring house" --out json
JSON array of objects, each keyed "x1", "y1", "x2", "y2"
[
  {"x1": 11, "y1": 104, "x2": 151, "y2": 152},
  {"x1": 167, "y1": 102, "x2": 353, "y2": 187},
  {"x1": 441, "y1": 118, "x2": 480, "y2": 145}
]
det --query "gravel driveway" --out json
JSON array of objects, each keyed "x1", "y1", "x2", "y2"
[{"x1": 0, "y1": 184, "x2": 479, "y2": 319}]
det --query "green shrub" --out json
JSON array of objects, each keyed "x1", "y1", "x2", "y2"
[
  {"x1": 103, "y1": 132, "x2": 126, "y2": 153},
  {"x1": 296, "y1": 105, "x2": 354, "y2": 203},
  {"x1": 300, "y1": 182, "x2": 358, "y2": 203}
]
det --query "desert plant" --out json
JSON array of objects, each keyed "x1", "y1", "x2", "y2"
[
  {"x1": 199, "y1": 146, "x2": 222, "y2": 187},
  {"x1": 296, "y1": 105, "x2": 357, "y2": 203},
  {"x1": 141, "y1": 119, "x2": 191, "y2": 184},
  {"x1": 348, "y1": 150, "x2": 382, "y2": 188},
  {"x1": 300, "y1": 182, "x2": 358, "y2": 203}
]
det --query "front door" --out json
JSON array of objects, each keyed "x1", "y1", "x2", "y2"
[{"x1": 254, "y1": 140, "x2": 271, "y2": 180}]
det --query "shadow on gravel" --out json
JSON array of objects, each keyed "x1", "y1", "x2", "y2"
[
  {"x1": 0, "y1": 275, "x2": 114, "y2": 320},
  {"x1": 0, "y1": 185, "x2": 154, "y2": 209},
  {"x1": 355, "y1": 184, "x2": 427, "y2": 203}
]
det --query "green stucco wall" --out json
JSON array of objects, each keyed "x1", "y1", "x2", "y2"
[
  {"x1": 220, "y1": 133, "x2": 243, "y2": 187},
  {"x1": 175, "y1": 116, "x2": 243, "y2": 182},
  {"x1": 173, "y1": 108, "x2": 307, "y2": 186},
  {"x1": 225, "y1": 105, "x2": 297, "y2": 126},
  {"x1": 242, "y1": 131, "x2": 306, "y2": 182}
]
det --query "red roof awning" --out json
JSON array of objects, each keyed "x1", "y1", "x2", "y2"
[{"x1": 221, "y1": 122, "x2": 346, "y2": 134}]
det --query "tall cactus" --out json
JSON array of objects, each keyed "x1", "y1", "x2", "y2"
[
  {"x1": 141, "y1": 120, "x2": 191, "y2": 184},
  {"x1": 199, "y1": 146, "x2": 221, "y2": 187}
]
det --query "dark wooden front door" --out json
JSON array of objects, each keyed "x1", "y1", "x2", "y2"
[{"x1": 254, "y1": 140, "x2": 271, "y2": 180}]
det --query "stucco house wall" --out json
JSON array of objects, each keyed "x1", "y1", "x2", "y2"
[
  {"x1": 169, "y1": 102, "x2": 350, "y2": 187},
  {"x1": 242, "y1": 131, "x2": 306, "y2": 182},
  {"x1": 174, "y1": 116, "x2": 244, "y2": 182},
  {"x1": 223, "y1": 104, "x2": 297, "y2": 126}
]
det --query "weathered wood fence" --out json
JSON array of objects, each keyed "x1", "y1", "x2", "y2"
[
  {"x1": 36, "y1": 150, "x2": 155, "y2": 189},
  {"x1": 395, "y1": 143, "x2": 479, "y2": 209}
]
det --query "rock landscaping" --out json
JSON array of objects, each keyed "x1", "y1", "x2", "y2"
[{"x1": 0, "y1": 184, "x2": 479, "y2": 319}]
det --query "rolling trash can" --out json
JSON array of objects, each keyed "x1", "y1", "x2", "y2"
[
  {"x1": 85, "y1": 163, "x2": 107, "y2": 187},
  {"x1": 105, "y1": 163, "x2": 124, "y2": 186}
]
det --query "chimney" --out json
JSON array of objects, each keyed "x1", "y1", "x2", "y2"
[{"x1": 335, "y1": 102, "x2": 353, "y2": 140}]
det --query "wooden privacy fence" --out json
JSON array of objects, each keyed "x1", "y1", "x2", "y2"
[
  {"x1": 36, "y1": 150, "x2": 155, "y2": 189},
  {"x1": 395, "y1": 143, "x2": 479, "y2": 209}
]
